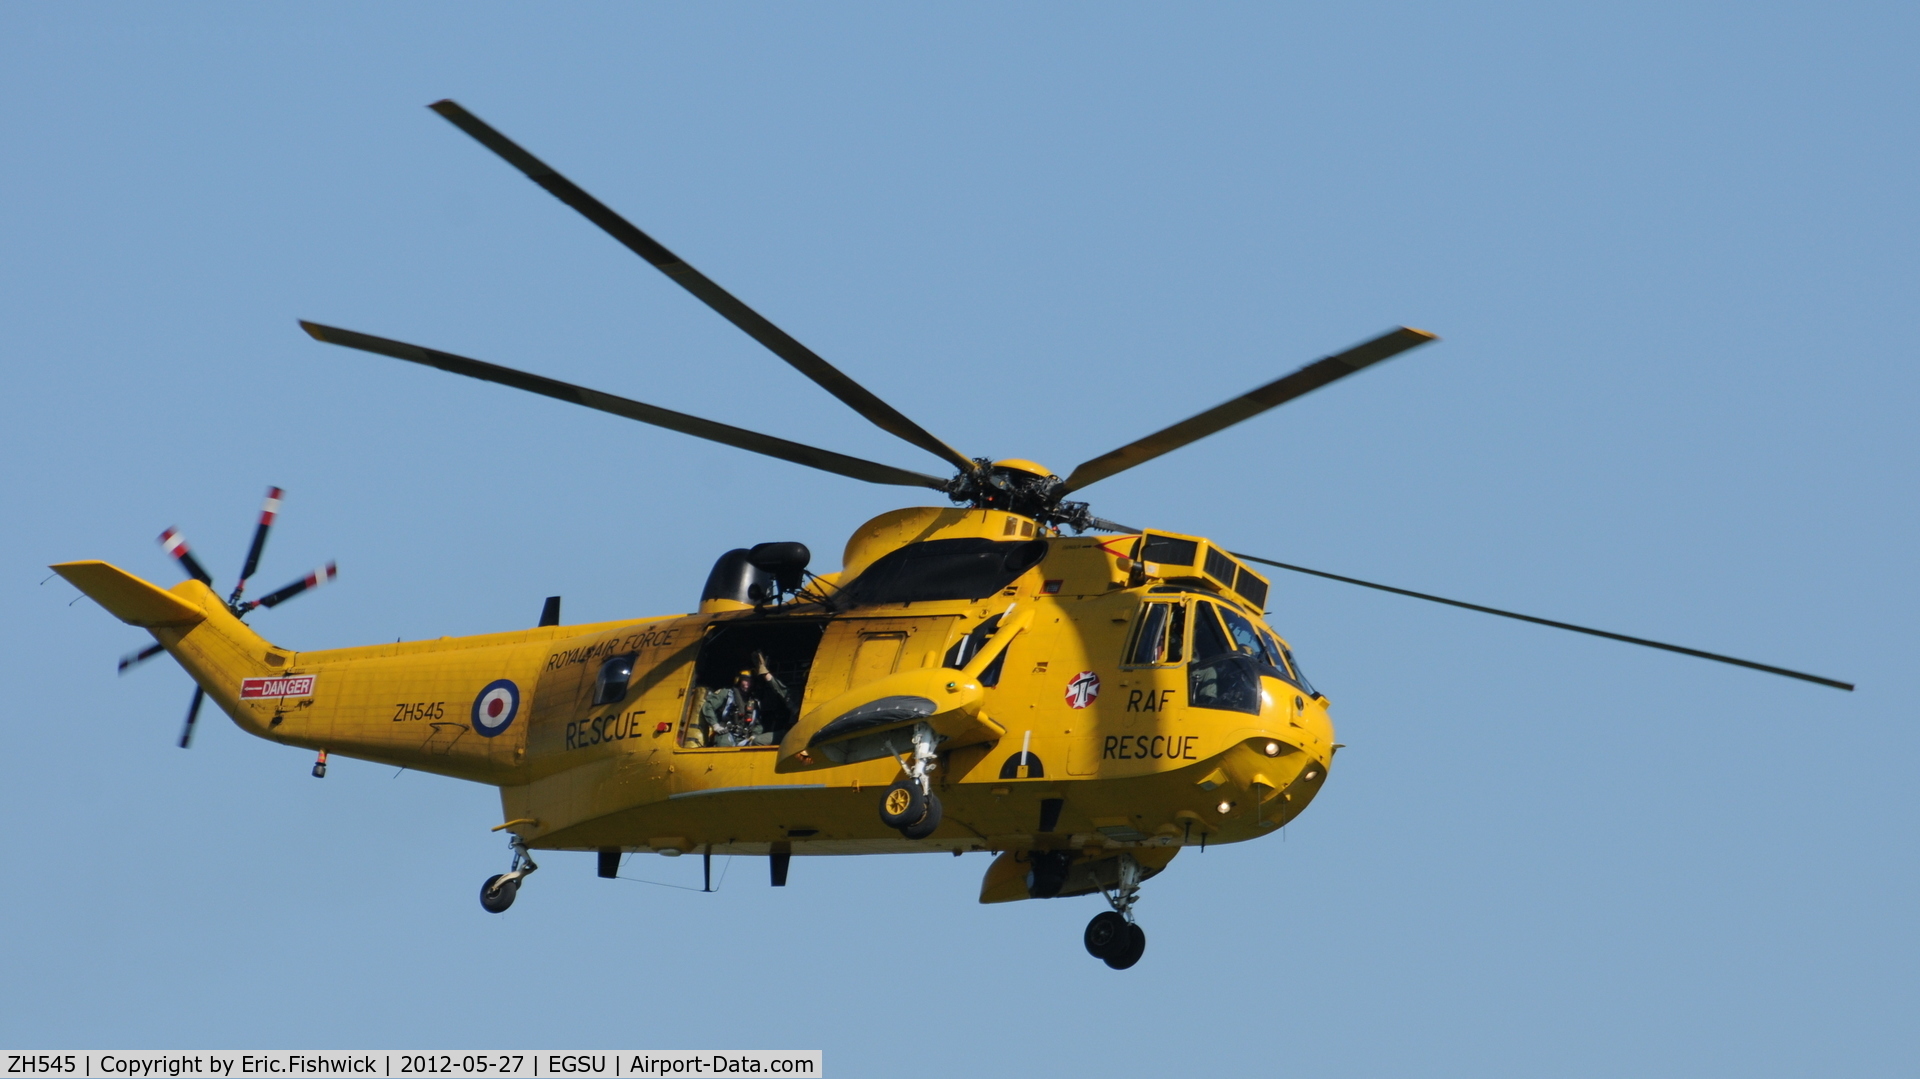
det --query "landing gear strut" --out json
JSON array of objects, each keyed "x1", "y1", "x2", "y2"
[
  {"x1": 479, "y1": 835, "x2": 539, "y2": 914},
  {"x1": 1084, "y1": 853, "x2": 1147, "y2": 969},
  {"x1": 877, "y1": 723, "x2": 942, "y2": 840}
]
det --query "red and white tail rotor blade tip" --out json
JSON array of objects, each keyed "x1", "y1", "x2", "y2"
[
  {"x1": 157, "y1": 527, "x2": 213, "y2": 586},
  {"x1": 247, "y1": 561, "x2": 338, "y2": 611},
  {"x1": 231, "y1": 485, "x2": 286, "y2": 605}
]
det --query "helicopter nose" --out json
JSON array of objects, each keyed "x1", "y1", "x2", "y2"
[{"x1": 1258, "y1": 676, "x2": 1333, "y2": 751}]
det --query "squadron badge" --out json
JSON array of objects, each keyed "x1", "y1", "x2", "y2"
[{"x1": 1064, "y1": 670, "x2": 1101, "y2": 709}]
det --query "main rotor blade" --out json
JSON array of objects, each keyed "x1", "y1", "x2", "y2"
[
  {"x1": 427, "y1": 99, "x2": 980, "y2": 479},
  {"x1": 301, "y1": 322, "x2": 948, "y2": 492},
  {"x1": 1060, "y1": 327, "x2": 1438, "y2": 494},
  {"x1": 1232, "y1": 551, "x2": 1855, "y2": 691},
  {"x1": 229, "y1": 485, "x2": 282, "y2": 607}
]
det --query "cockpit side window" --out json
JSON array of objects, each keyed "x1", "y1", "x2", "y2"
[
  {"x1": 1282, "y1": 644, "x2": 1317, "y2": 699},
  {"x1": 1123, "y1": 601, "x2": 1190, "y2": 666},
  {"x1": 1258, "y1": 630, "x2": 1294, "y2": 679},
  {"x1": 1127, "y1": 604, "x2": 1168, "y2": 665}
]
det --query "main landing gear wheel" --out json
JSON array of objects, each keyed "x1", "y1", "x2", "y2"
[
  {"x1": 1084, "y1": 910, "x2": 1128, "y2": 958},
  {"x1": 1088, "y1": 852, "x2": 1147, "y2": 969},
  {"x1": 879, "y1": 722, "x2": 945, "y2": 839},
  {"x1": 877, "y1": 779, "x2": 925, "y2": 829},
  {"x1": 1104, "y1": 924, "x2": 1146, "y2": 970},
  {"x1": 478, "y1": 834, "x2": 539, "y2": 915},
  {"x1": 900, "y1": 792, "x2": 943, "y2": 840}
]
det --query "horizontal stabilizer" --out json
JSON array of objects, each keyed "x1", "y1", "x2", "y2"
[{"x1": 52, "y1": 561, "x2": 207, "y2": 628}]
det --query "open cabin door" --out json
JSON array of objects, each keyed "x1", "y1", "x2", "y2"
[{"x1": 675, "y1": 618, "x2": 827, "y2": 750}]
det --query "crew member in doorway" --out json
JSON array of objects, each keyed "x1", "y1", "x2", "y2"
[{"x1": 701, "y1": 651, "x2": 797, "y2": 746}]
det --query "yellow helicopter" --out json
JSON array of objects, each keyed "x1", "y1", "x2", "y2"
[{"x1": 53, "y1": 101, "x2": 1852, "y2": 971}]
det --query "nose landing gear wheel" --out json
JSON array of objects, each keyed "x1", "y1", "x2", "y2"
[
  {"x1": 1103, "y1": 923, "x2": 1147, "y2": 969},
  {"x1": 479, "y1": 873, "x2": 519, "y2": 913}
]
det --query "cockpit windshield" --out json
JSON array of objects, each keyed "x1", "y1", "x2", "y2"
[
  {"x1": 1216, "y1": 605, "x2": 1280, "y2": 668},
  {"x1": 1213, "y1": 603, "x2": 1320, "y2": 697},
  {"x1": 1188, "y1": 603, "x2": 1260, "y2": 714}
]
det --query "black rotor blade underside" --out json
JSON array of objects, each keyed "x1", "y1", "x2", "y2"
[
  {"x1": 119, "y1": 642, "x2": 164, "y2": 674},
  {"x1": 301, "y1": 322, "x2": 947, "y2": 491},
  {"x1": 427, "y1": 99, "x2": 979, "y2": 479},
  {"x1": 1061, "y1": 327, "x2": 1438, "y2": 495},
  {"x1": 1233, "y1": 551, "x2": 1854, "y2": 691},
  {"x1": 177, "y1": 686, "x2": 205, "y2": 749}
]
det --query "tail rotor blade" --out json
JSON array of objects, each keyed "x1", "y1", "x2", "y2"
[
  {"x1": 177, "y1": 686, "x2": 206, "y2": 748},
  {"x1": 229, "y1": 486, "x2": 284, "y2": 606},
  {"x1": 158, "y1": 528, "x2": 213, "y2": 586},
  {"x1": 119, "y1": 642, "x2": 165, "y2": 674},
  {"x1": 246, "y1": 561, "x2": 338, "y2": 611},
  {"x1": 1232, "y1": 551, "x2": 1855, "y2": 691}
]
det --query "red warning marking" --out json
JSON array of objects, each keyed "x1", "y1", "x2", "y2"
[{"x1": 240, "y1": 674, "x2": 317, "y2": 699}]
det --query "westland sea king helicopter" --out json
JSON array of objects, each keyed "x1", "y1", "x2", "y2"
[{"x1": 55, "y1": 102, "x2": 1853, "y2": 970}]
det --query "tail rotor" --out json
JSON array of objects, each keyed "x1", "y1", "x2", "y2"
[{"x1": 118, "y1": 486, "x2": 339, "y2": 746}]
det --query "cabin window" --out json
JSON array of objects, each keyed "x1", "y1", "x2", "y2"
[
  {"x1": 944, "y1": 614, "x2": 1010, "y2": 688},
  {"x1": 944, "y1": 614, "x2": 1000, "y2": 668},
  {"x1": 836, "y1": 538, "x2": 1047, "y2": 608},
  {"x1": 679, "y1": 620, "x2": 826, "y2": 749},
  {"x1": 1188, "y1": 603, "x2": 1261, "y2": 714},
  {"x1": 593, "y1": 654, "x2": 637, "y2": 706},
  {"x1": 1124, "y1": 602, "x2": 1187, "y2": 666}
]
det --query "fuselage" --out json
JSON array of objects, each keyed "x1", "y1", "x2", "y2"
[{"x1": 104, "y1": 506, "x2": 1336, "y2": 891}]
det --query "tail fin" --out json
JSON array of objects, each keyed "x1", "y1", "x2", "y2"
[
  {"x1": 52, "y1": 561, "x2": 206, "y2": 628},
  {"x1": 55, "y1": 561, "x2": 276, "y2": 727}
]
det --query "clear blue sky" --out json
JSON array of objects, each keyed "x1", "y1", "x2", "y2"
[{"x1": 3, "y1": 4, "x2": 1913, "y2": 1074}]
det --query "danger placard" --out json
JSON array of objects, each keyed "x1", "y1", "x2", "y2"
[{"x1": 239, "y1": 675, "x2": 316, "y2": 700}]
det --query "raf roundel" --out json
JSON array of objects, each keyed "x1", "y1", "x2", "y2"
[{"x1": 471, "y1": 679, "x2": 521, "y2": 738}]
